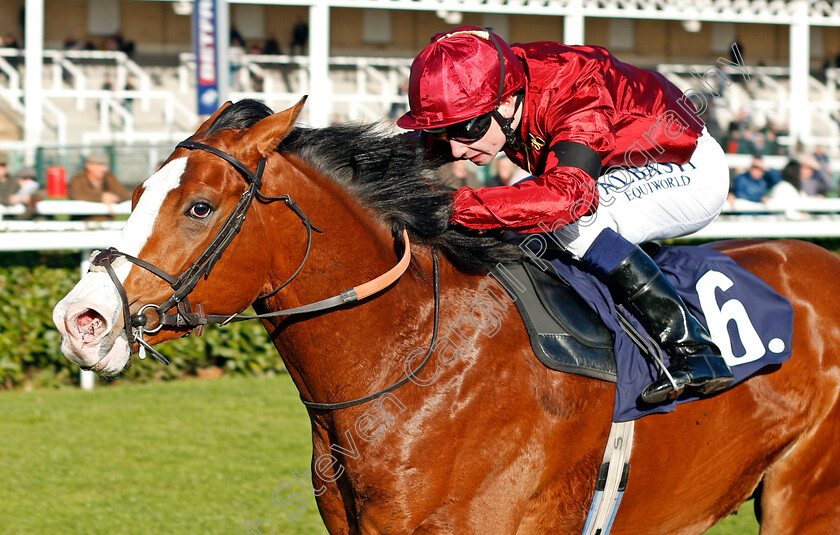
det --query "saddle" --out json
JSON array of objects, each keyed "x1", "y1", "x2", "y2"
[{"x1": 491, "y1": 258, "x2": 618, "y2": 382}]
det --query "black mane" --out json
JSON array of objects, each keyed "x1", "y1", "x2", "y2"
[{"x1": 209, "y1": 99, "x2": 523, "y2": 272}]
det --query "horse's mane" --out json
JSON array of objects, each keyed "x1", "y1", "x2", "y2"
[{"x1": 208, "y1": 99, "x2": 524, "y2": 272}]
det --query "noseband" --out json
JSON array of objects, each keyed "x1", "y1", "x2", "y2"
[{"x1": 91, "y1": 139, "x2": 439, "y2": 410}]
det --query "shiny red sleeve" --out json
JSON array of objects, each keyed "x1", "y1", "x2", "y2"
[{"x1": 450, "y1": 165, "x2": 598, "y2": 233}]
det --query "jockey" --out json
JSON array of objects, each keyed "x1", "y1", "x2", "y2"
[{"x1": 396, "y1": 26, "x2": 734, "y2": 404}]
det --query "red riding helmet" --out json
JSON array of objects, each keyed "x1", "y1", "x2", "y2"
[{"x1": 397, "y1": 26, "x2": 527, "y2": 130}]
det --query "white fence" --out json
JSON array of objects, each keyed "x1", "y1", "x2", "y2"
[{"x1": 4, "y1": 197, "x2": 840, "y2": 390}]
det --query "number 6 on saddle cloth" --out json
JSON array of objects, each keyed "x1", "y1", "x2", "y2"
[{"x1": 491, "y1": 243, "x2": 794, "y2": 422}]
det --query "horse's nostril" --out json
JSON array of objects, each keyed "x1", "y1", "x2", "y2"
[{"x1": 76, "y1": 309, "x2": 106, "y2": 343}]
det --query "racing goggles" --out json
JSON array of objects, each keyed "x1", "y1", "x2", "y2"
[{"x1": 424, "y1": 110, "x2": 496, "y2": 143}]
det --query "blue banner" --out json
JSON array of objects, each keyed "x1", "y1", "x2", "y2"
[{"x1": 194, "y1": 0, "x2": 220, "y2": 116}]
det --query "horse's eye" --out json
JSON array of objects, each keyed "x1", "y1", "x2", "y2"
[{"x1": 187, "y1": 202, "x2": 213, "y2": 219}]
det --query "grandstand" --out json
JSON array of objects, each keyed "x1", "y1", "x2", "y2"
[{"x1": 2, "y1": 0, "x2": 840, "y2": 183}]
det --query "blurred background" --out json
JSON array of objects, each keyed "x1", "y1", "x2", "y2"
[{"x1": 2, "y1": 0, "x2": 840, "y2": 185}]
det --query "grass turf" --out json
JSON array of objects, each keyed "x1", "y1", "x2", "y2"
[
  {"x1": 0, "y1": 375, "x2": 327, "y2": 535},
  {"x1": 0, "y1": 375, "x2": 757, "y2": 534}
]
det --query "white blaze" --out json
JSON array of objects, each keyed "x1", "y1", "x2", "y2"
[
  {"x1": 52, "y1": 157, "x2": 189, "y2": 374},
  {"x1": 112, "y1": 157, "x2": 188, "y2": 282}
]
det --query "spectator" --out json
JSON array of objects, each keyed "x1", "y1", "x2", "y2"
[
  {"x1": 229, "y1": 36, "x2": 246, "y2": 90},
  {"x1": 123, "y1": 76, "x2": 136, "y2": 113},
  {"x1": 290, "y1": 18, "x2": 308, "y2": 55},
  {"x1": 729, "y1": 38, "x2": 744, "y2": 65},
  {"x1": 736, "y1": 129, "x2": 756, "y2": 154},
  {"x1": 68, "y1": 153, "x2": 130, "y2": 217},
  {"x1": 728, "y1": 156, "x2": 782, "y2": 203},
  {"x1": 437, "y1": 160, "x2": 481, "y2": 189},
  {"x1": 699, "y1": 105, "x2": 724, "y2": 143},
  {"x1": 230, "y1": 27, "x2": 245, "y2": 47},
  {"x1": 760, "y1": 123, "x2": 783, "y2": 156},
  {"x1": 724, "y1": 129, "x2": 744, "y2": 154},
  {"x1": 262, "y1": 34, "x2": 282, "y2": 55},
  {"x1": 485, "y1": 156, "x2": 530, "y2": 187},
  {"x1": 799, "y1": 154, "x2": 830, "y2": 197},
  {"x1": 63, "y1": 35, "x2": 79, "y2": 50},
  {"x1": 10, "y1": 166, "x2": 39, "y2": 204},
  {"x1": 3, "y1": 33, "x2": 21, "y2": 69},
  {"x1": 250, "y1": 71, "x2": 265, "y2": 92},
  {"x1": 0, "y1": 154, "x2": 18, "y2": 205},
  {"x1": 4, "y1": 166, "x2": 40, "y2": 217},
  {"x1": 814, "y1": 145, "x2": 830, "y2": 170},
  {"x1": 767, "y1": 159, "x2": 803, "y2": 204},
  {"x1": 3, "y1": 33, "x2": 20, "y2": 49},
  {"x1": 111, "y1": 32, "x2": 135, "y2": 57},
  {"x1": 812, "y1": 145, "x2": 834, "y2": 189}
]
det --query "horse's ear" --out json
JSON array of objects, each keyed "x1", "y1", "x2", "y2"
[
  {"x1": 243, "y1": 96, "x2": 307, "y2": 156},
  {"x1": 192, "y1": 101, "x2": 233, "y2": 137}
]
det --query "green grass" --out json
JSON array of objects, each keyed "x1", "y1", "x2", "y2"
[
  {"x1": 705, "y1": 502, "x2": 758, "y2": 534},
  {"x1": 0, "y1": 375, "x2": 758, "y2": 534},
  {"x1": 0, "y1": 375, "x2": 327, "y2": 535}
]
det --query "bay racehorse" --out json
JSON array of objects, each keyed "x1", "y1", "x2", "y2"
[{"x1": 53, "y1": 99, "x2": 840, "y2": 534}]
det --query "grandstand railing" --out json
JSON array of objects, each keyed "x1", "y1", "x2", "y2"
[
  {"x1": 658, "y1": 63, "x2": 840, "y2": 154},
  {"x1": 178, "y1": 52, "x2": 412, "y2": 122},
  {"x1": 5, "y1": 49, "x2": 840, "y2": 179},
  {"x1": 0, "y1": 48, "x2": 197, "y2": 146},
  {"x1": 4, "y1": 198, "x2": 840, "y2": 242}
]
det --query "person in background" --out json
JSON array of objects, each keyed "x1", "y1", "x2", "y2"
[
  {"x1": 812, "y1": 145, "x2": 834, "y2": 190},
  {"x1": 767, "y1": 159, "x2": 803, "y2": 204},
  {"x1": 437, "y1": 160, "x2": 481, "y2": 189},
  {"x1": 290, "y1": 18, "x2": 309, "y2": 55},
  {"x1": 3, "y1": 166, "x2": 40, "y2": 218},
  {"x1": 0, "y1": 153, "x2": 18, "y2": 205},
  {"x1": 229, "y1": 36, "x2": 246, "y2": 91},
  {"x1": 3, "y1": 33, "x2": 21, "y2": 68},
  {"x1": 63, "y1": 35, "x2": 80, "y2": 50},
  {"x1": 262, "y1": 34, "x2": 282, "y2": 55},
  {"x1": 813, "y1": 145, "x2": 830, "y2": 170},
  {"x1": 728, "y1": 156, "x2": 782, "y2": 204},
  {"x1": 123, "y1": 76, "x2": 136, "y2": 113},
  {"x1": 68, "y1": 153, "x2": 130, "y2": 217},
  {"x1": 798, "y1": 154, "x2": 830, "y2": 198},
  {"x1": 10, "y1": 166, "x2": 39, "y2": 204},
  {"x1": 485, "y1": 155, "x2": 530, "y2": 187}
]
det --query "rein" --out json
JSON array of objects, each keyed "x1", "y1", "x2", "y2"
[{"x1": 91, "y1": 139, "x2": 439, "y2": 410}]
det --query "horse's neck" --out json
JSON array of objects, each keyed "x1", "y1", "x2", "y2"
[{"x1": 258, "y1": 160, "x2": 466, "y2": 408}]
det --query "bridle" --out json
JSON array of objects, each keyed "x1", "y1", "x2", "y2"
[{"x1": 90, "y1": 139, "x2": 440, "y2": 411}]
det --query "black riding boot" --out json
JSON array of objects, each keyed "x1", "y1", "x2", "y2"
[{"x1": 604, "y1": 246, "x2": 734, "y2": 404}]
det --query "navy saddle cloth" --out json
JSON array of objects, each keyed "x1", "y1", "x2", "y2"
[{"x1": 491, "y1": 244, "x2": 794, "y2": 422}]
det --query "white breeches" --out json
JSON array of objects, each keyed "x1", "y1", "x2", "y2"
[{"x1": 553, "y1": 129, "x2": 730, "y2": 258}]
